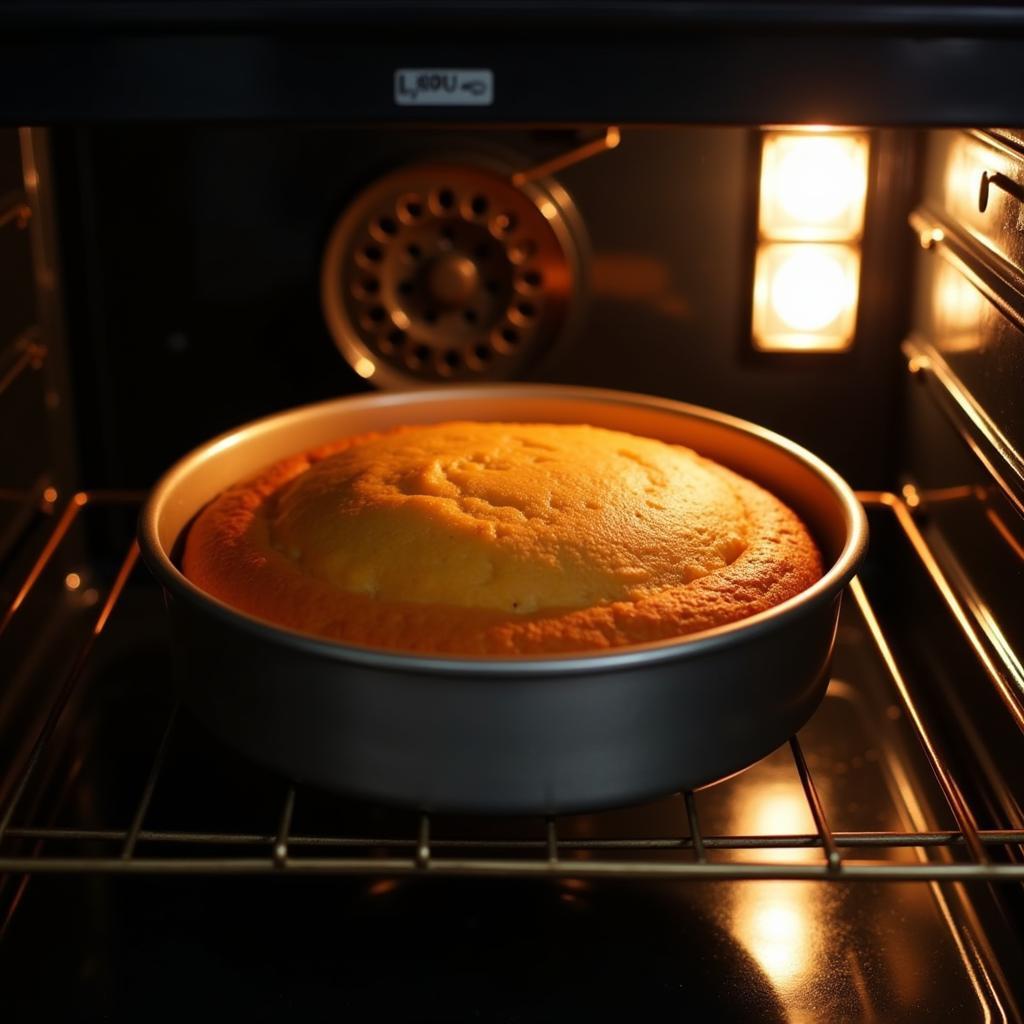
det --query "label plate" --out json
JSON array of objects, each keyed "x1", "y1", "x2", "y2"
[{"x1": 394, "y1": 68, "x2": 494, "y2": 107}]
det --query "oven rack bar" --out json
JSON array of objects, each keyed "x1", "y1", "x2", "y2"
[
  {"x1": 0, "y1": 490, "x2": 1022, "y2": 881},
  {"x1": 5, "y1": 825, "x2": 1024, "y2": 852},
  {"x1": 2, "y1": 857, "x2": 1024, "y2": 882},
  {"x1": 862, "y1": 485, "x2": 1024, "y2": 736}
]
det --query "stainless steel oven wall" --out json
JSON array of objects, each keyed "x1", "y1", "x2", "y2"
[
  {"x1": 52, "y1": 126, "x2": 916, "y2": 491},
  {"x1": 907, "y1": 128, "x2": 1024, "y2": 708},
  {"x1": 0, "y1": 129, "x2": 66, "y2": 568},
  {"x1": 900, "y1": 128, "x2": 1024, "y2": 885},
  {"x1": 0, "y1": 127, "x2": 77, "y2": 566},
  {"x1": 0, "y1": 127, "x2": 87, "y2": 821}
]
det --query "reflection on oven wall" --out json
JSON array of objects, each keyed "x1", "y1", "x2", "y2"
[
  {"x1": 52, "y1": 126, "x2": 917, "y2": 490},
  {"x1": 0, "y1": 128, "x2": 71, "y2": 570}
]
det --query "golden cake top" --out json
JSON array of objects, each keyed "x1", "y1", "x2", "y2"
[
  {"x1": 267, "y1": 422, "x2": 750, "y2": 615},
  {"x1": 183, "y1": 420, "x2": 822, "y2": 655}
]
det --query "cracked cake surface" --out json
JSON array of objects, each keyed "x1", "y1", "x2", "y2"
[{"x1": 183, "y1": 421, "x2": 822, "y2": 655}]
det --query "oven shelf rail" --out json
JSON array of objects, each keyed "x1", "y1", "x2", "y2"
[{"x1": 1, "y1": 490, "x2": 1022, "y2": 881}]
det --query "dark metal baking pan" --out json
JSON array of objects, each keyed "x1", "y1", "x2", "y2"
[{"x1": 139, "y1": 385, "x2": 867, "y2": 814}]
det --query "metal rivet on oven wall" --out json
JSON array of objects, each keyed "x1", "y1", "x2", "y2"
[{"x1": 320, "y1": 159, "x2": 587, "y2": 388}]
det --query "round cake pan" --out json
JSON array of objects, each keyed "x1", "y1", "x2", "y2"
[{"x1": 139, "y1": 385, "x2": 867, "y2": 814}]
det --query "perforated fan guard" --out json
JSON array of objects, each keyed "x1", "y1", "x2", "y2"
[{"x1": 321, "y1": 160, "x2": 586, "y2": 387}]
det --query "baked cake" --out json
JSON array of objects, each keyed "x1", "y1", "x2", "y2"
[{"x1": 183, "y1": 421, "x2": 822, "y2": 655}]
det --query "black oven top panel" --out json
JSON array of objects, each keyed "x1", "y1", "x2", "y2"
[
  {"x1": 5, "y1": 2, "x2": 1024, "y2": 24},
  {"x1": 3, "y1": 3, "x2": 1024, "y2": 124}
]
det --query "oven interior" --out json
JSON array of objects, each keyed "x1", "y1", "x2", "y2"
[{"x1": 1, "y1": 117, "x2": 1023, "y2": 1021}]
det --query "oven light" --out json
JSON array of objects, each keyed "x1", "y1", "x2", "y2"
[
  {"x1": 752, "y1": 128, "x2": 867, "y2": 352},
  {"x1": 760, "y1": 131, "x2": 869, "y2": 242},
  {"x1": 753, "y1": 243, "x2": 859, "y2": 351},
  {"x1": 769, "y1": 247, "x2": 855, "y2": 331}
]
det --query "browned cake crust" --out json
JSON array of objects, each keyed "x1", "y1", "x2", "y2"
[{"x1": 183, "y1": 422, "x2": 823, "y2": 655}]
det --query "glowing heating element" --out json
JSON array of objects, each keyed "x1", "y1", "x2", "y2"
[{"x1": 753, "y1": 128, "x2": 869, "y2": 352}]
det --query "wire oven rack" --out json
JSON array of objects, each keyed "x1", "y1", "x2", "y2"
[{"x1": 0, "y1": 489, "x2": 1023, "y2": 885}]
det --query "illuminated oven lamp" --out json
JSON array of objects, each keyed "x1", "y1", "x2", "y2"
[
  {"x1": 759, "y1": 129, "x2": 869, "y2": 242},
  {"x1": 753, "y1": 127, "x2": 869, "y2": 353},
  {"x1": 753, "y1": 243, "x2": 860, "y2": 353}
]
